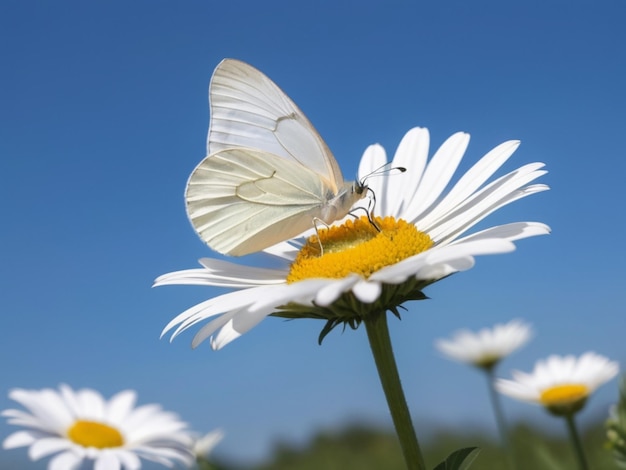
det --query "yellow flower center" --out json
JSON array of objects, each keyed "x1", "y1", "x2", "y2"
[
  {"x1": 287, "y1": 216, "x2": 433, "y2": 283},
  {"x1": 539, "y1": 384, "x2": 589, "y2": 406},
  {"x1": 67, "y1": 420, "x2": 124, "y2": 449}
]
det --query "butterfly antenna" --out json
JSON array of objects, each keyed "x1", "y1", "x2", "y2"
[{"x1": 359, "y1": 163, "x2": 406, "y2": 186}]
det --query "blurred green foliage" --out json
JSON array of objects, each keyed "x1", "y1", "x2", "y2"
[
  {"x1": 210, "y1": 421, "x2": 617, "y2": 470},
  {"x1": 606, "y1": 377, "x2": 626, "y2": 468}
]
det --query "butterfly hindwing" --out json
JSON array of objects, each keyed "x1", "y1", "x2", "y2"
[{"x1": 186, "y1": 148, "x2": 334, "y2": 255}]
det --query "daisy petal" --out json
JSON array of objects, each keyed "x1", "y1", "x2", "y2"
[
  {"x1": 386, "y1": 127, "x2": 430, "y2": 217},
  {"x1": 402, "y1": 132, "x2": 470, "y2": 221},
  {"x1": 414, "y1": 140, "x2": 521, "y2": 226},
  {"x1": 154, "y1": 258, "x2": 286, "y2": 288},
  {"x1": 49, "y1": 451, "x2": 83, "y2": 470},
  {"x1": 75, "y1": 388, "x2": 105, "y2": 420},
  {"x1": 105, "y1": 390, "x2": 137, "y2": 424},
  {"x1": 355, "y1": 143, "x2": 387, "y2": 212},
  {"x1": 195, "y1": 280, "x2": 338, "y2": 348},
  {"x1": 161, "y1": 285, "x2": 275, "y2": 340},
  {"x1": 423, "y1": 163, "x2": 548, "y2": 243},
  {"x1": 8, "y1": 389, "x2": 73, "y2": 433},
  {"x1": 3, "y1": 430, "x2": 39, "y2": 448},
  {"x1": 114, "y1": 449, "x2": 142, "y2": 470},
  {"x1": 94, "y1": 450, "x2": 121, "y2": 470},
  {"x1": 210, "y1": 319, "x2": 243, "y2": 350},
  {"x1": 454, "y1": 222, "x2": 550, "y2": 244},
  {"x1": 316, "y1": 276, "x2": 360, "y2": 306},
  {"x1": 352, "y1": 280, "x2": 382, "y2": 303},
  {"x1": 29, "y1": 437, "x2": 73, "y2": 459},
  {"x1": 358, "y1": 144, "x2": 388, "y2": 189},
  {"x1": 193, "y1": 308, "x2": 246, "y2": 348},
  {"x1": 262, "y1": 240, "x2": 301, "y2": 259},
  {"x1": 372, "y1": 238, "x2": 514, "y2": 284},
  {"x1": 194, "y1": 429, "x2": 224, "y2": 458}
]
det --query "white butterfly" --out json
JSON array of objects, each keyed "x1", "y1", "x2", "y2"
[{"x1": 185, "y1": 59, "x2": 368, "y2": 256}]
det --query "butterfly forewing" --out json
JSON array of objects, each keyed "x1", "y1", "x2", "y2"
[{"x1": 208, "y1": 59, "x2": 343, "y2": 192}]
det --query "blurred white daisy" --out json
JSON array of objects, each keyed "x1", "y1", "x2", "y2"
[
  {"x1": 435, "y1": 319, "x2": 533, "y2": 369},
  {"x1": 156, "y1": 127, "x2": 549, "y2": 350},
  {"x1": 2, "y1": 384, "x2": 193, "y2": 470},
  {"x1": 496, "y1": 352, "x2": 619, "y2": 415}
]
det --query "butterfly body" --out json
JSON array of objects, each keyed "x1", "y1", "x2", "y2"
[{"x1": 186, "y1": 59, "x2": 366, "y2": 256}]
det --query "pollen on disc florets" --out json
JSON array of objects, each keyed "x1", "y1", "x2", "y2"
[
  {"x1": 540, "y1": 384, "x2": 590, "y2": 416},
  {"x1": 67, "y1": 420, "x2": 125, "y2": 449},
  {"x1": 275, "y1": 216, "x2": 434, "y2": 344},
  {"x1": 286, "y1": 216, "x2": 433, "y2": 283}
]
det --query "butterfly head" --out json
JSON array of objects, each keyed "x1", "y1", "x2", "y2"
[{"x1": 356, "y1": 164, "x2": 406, "y2": 221}]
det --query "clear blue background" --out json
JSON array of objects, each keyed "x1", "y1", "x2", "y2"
[{"x1": 1, "y1": 0, "x2": 625, "y2": 467}]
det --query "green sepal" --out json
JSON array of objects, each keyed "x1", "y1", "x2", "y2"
[
  {"x1": 271, "y1": 277, "x2": 432, "y2": 344},
  {"x1": 317, "y1": 316, "x2": 365, "y2": 344},
  {"x1": 432, "y1": 447, "x2": 480, "y2": 470}
]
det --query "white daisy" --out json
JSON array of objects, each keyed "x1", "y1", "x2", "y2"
[
  {"x1": 2, "y1": 384, "x2": 194, "y2": 470},
  {"x1": 496, "y1": 352, "x2": 619, "y2": 415},
  {"x1": 435, "y1": 319, "x2": 533, "y2": 369},
  {"x1": 156, "y1": 127, "x2": 550, "y2": 350}
]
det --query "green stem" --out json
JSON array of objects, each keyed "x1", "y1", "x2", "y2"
[
  {"x1": 485, "y1": 367, "x2": 516, "y2": 470},
  {"x1": 564, "y1": 413, "x2": 588, "y2": 470},
  {"x1": 364, "y1": 312, "x2": 426, "y2": 470}
]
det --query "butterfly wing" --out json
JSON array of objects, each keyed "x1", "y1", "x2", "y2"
[
  {"x1": 186, "y1": 147, "x2": 334, "y2": 256},
  {"x1": 207, "y1": 59, "x2": 344, "y2": 192}
]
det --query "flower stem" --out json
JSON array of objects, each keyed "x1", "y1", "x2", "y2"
[
  {"x1": 364, "y1": 312, "x2": 426, "y2": 470},
  {"x1": 485, "y1": 367, "x2": 516, "y2": 469},
  {"x1": 564, "y1": 413, "x2": 588, "y2": 470}
]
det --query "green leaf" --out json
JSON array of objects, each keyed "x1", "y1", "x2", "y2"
[{"x1": 432, "y1": 447, "x2": 480, "y2": 470}]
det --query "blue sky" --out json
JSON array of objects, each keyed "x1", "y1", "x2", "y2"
[{"x1": 1, "y1": 0, "x2": 625, "y2": 467}]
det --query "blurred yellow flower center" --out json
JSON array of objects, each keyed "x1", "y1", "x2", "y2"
[
  {"x1": 287, "y1": 216, "x2": 433, "y2": 283},
  {"x1": 67, "y1": 420, "x2": 124, "y2": 448},
  {"x1": 539, "y1": 384, "x2": 589, "y2": 406}
]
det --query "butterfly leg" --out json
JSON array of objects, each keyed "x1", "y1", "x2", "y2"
[{"x1": 312, "y1": 217, "x2": 330, "y2": 256}]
